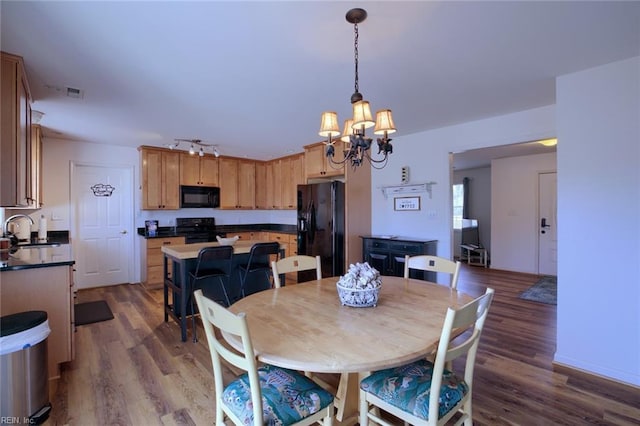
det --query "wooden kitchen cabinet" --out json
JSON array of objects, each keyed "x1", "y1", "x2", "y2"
[
  {"x1": 281, "y1": 153, "x2": 304, "y2": 209},
  {"x1": 267, "y1": 232, "x2": 297, "y2": 258},
  {"x1": 219, "y1": 157, "x2": 255, "y2": 209},
  {"x1": 1, "y1": 265, "x2": 75, "y2": 382},
  {"x1": 254, "y1": 161, "x2": 269, "y2": 209},
  {"x1": 235, "y1": 231, "x2": 264, "y2": 241},
  {"x1": 255, "y1": 153, "x2": 303, "y2": 210},
  {"x1": 267, "y1": 232, "x2": 298, "y2": 282},
  {"x1": 139, "y1": 146, "x2": 180, "y2": 210},
  {"x1": 272, "y1": 159, "x2": 283, "y2": 208},
  {"x1": 265, "y1": 161, "x2": 275, "y2": 209},
  {"x1": 304, "y1": 142, "x2": 344, "y2": 180},
  {"x1": 29, "y1": 124, "x2": 43, "y2": 207},
  {"x1": 141, "y1": 236, "x2": 185, "y2": 289},
  {"x1": 180, "y1": 152, "x2": 219, "y2": 186},
  {"x1": 1, "y1": 51, "x2": 34, "y2": 207}
]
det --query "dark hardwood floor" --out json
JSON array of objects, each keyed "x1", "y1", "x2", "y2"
[{"x1": 46, "y1": 265, "x2": 640, "y2": 425}]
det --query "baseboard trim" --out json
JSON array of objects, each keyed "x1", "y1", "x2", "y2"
[{"x1": 552, "y1": 360, "x2": 640, "y2": 390}]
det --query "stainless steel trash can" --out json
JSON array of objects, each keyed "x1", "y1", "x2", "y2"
[{"x1": 0, "y1": 311, "x2": 52, "y2": 424}]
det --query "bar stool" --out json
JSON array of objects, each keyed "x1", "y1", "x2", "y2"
[
  {"x1": 237, "y1": 242, "x2": 280, "y2": 298},
  {"x1": 189, "y1": 245, "x2": 234, "y2": 342}
]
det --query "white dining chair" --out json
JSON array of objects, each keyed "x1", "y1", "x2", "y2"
[
  {"x1": 271, "y1": 255, "x2": 322, "y2": 288},
  {"x1": 359, "y1": 287, "x2": 494, "y2": 426},
  {"x1": 404, "y1": 255, "x2": 461, "y2": 289},
  {"x1": 194, "y1": 289, "x2": 335, "y2": 426}
]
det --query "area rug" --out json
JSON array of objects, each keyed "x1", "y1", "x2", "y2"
[
  {"x1": 75, "y1": 300, "x2": 114, "y2": 326},
  {"x1": 519, "y1": 276, "x2": 557, "y2": 305}
]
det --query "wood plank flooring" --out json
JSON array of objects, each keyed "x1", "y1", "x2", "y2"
[{"x1": 46, "y1": 265, "x2": 640, "y2": 425}]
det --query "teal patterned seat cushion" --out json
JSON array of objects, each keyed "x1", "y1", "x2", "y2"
[
  {"x1": 222, "y1": 364, "x2": 334, "y2": 425},
  {"x1": 360, "y1": 359, "x2": 468, "y2": 421}
]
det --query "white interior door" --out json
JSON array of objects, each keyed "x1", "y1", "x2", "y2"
[
  {"x1": 538, "y1": 172, "x2": 557, "y2": 276},
  {"x1": 73, "y1": 163, "x2": 134, "y2": 288}
]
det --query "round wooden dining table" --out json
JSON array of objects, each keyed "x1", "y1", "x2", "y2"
[{"x1": 225, "y1": 275, "x2": 474, "y2": 424}]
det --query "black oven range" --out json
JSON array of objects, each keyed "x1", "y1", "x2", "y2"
[{"x1": 175, "y1": 217, "x2": 224, "y2": 244}]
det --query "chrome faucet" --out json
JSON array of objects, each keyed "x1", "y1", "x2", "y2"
[{"x1": 3, "y1": 214, "x2": 35, "y2": 237}]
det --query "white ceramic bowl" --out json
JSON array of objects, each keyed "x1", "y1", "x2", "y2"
[{"x1": 216, "y1": 235, "x2": 239, "y2": 246}]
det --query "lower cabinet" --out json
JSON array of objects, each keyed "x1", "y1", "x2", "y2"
[
  {"x1": 141, "y1": 236, "x2": 185, "y2": 289},
  {"x1": 0, "y1": 265, "x2": 75, "y2": 381},
  {"x1": 361, "y1": 236, "x2": 438, "y2": 282}
]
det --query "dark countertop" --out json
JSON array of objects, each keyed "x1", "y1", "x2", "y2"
[
  {"x1": 360, "y1": 235, "x2": 438, "y2": 244},
  {"x1": 137, "y1": 223, "x2": 297, "y2": 239},
  {"x1": 1, "y1": 232, "x2": 74, "y2": 271}
]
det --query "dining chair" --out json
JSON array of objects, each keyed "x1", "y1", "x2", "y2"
[
  {"x1": 193, "y1": 289, "x2": 335, "y2": 426},
  {"x1": 237, "y1": 241, "x2": 280, "y2": 297},
  {"x1": 189, "y1": 245, "x2": 234, "y2": 342},
  {"x1": 359, "y1": 287, "x2": 494, "y2": 426},
  {"x1": 271, "y1": 255, "x2": 322, "y2": 288},
  {"x1": 404, "y1": 255, "x2": 461, "y2": 289}
]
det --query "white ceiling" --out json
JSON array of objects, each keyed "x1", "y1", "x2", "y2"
[{"x1": 2, "y1": 1, "x2": 639, "y2": 167}]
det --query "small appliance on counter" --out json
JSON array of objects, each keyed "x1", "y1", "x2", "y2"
[{"x1": 8, "y1": 217, "x2": 32, "y2": 242}]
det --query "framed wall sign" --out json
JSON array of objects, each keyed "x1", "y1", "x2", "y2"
[{"x1": 394, "y1": 196, "x2": 420, "y2": 211}]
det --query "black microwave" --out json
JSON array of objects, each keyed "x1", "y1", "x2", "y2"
[{"x1": 180, "y1": 185, "x2": 220, "y2": 208}]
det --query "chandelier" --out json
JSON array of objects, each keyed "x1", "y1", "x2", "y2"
[
  {"x1": 318, "y1": 8, "x2": 396, "y2": 170},
  {"x1": 166, "y1": 138, "x2": 220, "y2": 157}
]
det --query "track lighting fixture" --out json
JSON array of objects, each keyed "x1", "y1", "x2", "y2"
[{"x1": 166, "y1": 139, "x2": 221, "y2": 157}]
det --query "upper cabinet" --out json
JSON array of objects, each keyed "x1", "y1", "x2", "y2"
[
  {"x1": 254, "y1": 161, "x2": 269, "y2": 210},
  {"x1": 137, "y1": 146, "x2": 305, "y2": 211},
  {"x1": 1, "y1": 51, "x2": 36, "y2": 208},
  {"x1": 304, "y1": 142, "x2": 344, "y2": 180},
  {"x1": 280, "y1": 153, "x2": 305, "y2": 209},
  {"x1": 219, "y1": 157, "x2": 255, "y2": 209},
  {"x1": 139, "y1": 146, "x2": 180, "y2": 210},
  {"x1": 29, "y1": 124, "x2": 43, "y2": 208},
  {"x1": 253, "y1": 154, "x2": 304, "y2": 210},
  {"x1": 179, "y1": 152, "x2": 219, "y2": 186}
]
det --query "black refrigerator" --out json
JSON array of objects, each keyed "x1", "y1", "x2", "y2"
[{"x1": 297, "y1": 181, "x2": 345, "y2": 281}]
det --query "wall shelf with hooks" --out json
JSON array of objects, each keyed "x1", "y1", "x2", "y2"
[{"x1": 379, "y1": 182, "x2": 437, "y2": 199}]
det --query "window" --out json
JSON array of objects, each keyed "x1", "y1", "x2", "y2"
[{"x1": 452, "y1": 183, "x2": 464, "y2": 229}]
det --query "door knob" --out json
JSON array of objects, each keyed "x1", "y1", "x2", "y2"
[{"x1": 120, "y1": 230, "x2": 127, "y2": 234}]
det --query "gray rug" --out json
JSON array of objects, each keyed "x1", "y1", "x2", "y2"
[{"x1": 519, "y1": 276, "x2": 557, "y2": 305}]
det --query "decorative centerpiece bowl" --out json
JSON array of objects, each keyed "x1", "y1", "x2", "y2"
[
  {"x1": 336, "y1": 262, "x2": 382, "y2": 308},
  {"x1": 216, "y1": 235, "x2": 239, "y2": 246}
]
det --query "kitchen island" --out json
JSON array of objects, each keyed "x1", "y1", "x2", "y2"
[{"x1": 161, "y1": 240, "x2": 286, "y2": 341}]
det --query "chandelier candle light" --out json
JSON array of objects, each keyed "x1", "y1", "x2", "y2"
[{"x1": 319, "y1": 8, "x2": 397, "y2": 170}]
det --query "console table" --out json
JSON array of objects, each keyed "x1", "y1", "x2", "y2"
[{"x1": 361, "y1": 236, "x2": 437, "y2": 282}]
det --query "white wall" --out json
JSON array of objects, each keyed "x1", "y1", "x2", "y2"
[
  {"x1": 491, "y1": 152, "x2": 556, "y2": 274},
  {"x1": 372, "y1": 56, "x2": 639, "y2": 385},
  {"x1": 555, "y1": 56, "x2": 639, "y2": 386},
  {"x1": 371, "y1": 104, "x2": 556, "y2": 261}
]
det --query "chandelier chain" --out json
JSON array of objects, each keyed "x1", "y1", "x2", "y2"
[{"x1": 354, "y1": 22, "x2": 359, "y2": 95}]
